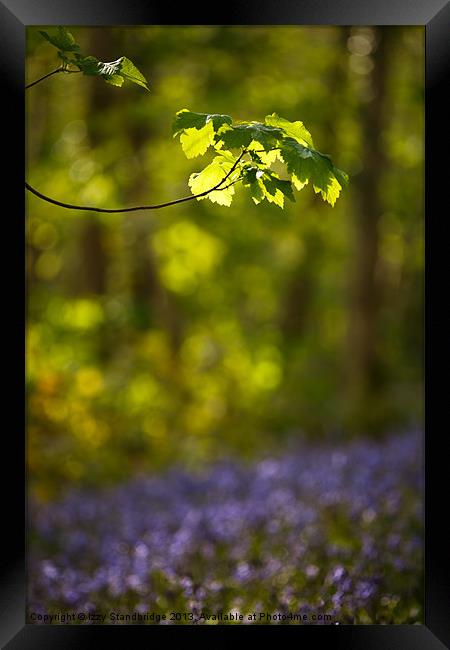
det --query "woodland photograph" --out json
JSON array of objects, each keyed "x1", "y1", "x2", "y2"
[{"x1": 26, "y1": 25, "x2": 424, "y2": 625}]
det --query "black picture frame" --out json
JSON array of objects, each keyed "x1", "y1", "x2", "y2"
[{"x1": 2, "y1": 1, "x2": 449, "y2": 647}]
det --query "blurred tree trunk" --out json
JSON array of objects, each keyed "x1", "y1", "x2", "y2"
[
  {"x1": 281, "y1": 230, "x2": 322, "y2": 338},
  {"x1": 281, "y1": 27, "x2": 347, "y2": 340},
  {"x1": 129, "y1": 217, "x2": 184, "y2": 357},
  {"x1": 77, "y1": 219, "x2": 107, "y2": 295},
  {"x1": 71, "y1": 30, "x2": 110, "y2": 297},
  {"x1": 345, "y1": 27, "x2": 394, "y2": 433},
  {"x1": 120, "y1": 43, "x2": 184, "y2": 357}
]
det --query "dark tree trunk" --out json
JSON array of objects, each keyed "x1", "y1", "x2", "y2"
[
  {"x1": 345, "y1": 27, "x2": 393, "y2": 433},
  {"x1": 70, "y1": 30, "x2": 111, "y2": 297},
  {"x1": 78, "y1": 218, "x2": 107, "y2": 295},
  {"x1": 281, "y1": 230, "x2": 322, "y2": 339},
  {"x1": 281, "y1": 28, "x2": 347, "y2": 341}
]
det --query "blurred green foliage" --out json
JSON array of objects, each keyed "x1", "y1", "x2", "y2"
[{"x1": 26, "y1": 26, "x2": 424, "y2": 498}]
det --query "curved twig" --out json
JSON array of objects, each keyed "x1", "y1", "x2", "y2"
[
  {"x1": 25, "y1": 175, "x2": 243, "y2": 214},
  {"x1": 26, "y1": 67, "x2": 81, "y2": 90}
]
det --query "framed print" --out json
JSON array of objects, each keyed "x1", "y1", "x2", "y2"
[{"x1": 1, "y1": 0, "x2": 449, "y2": 647}]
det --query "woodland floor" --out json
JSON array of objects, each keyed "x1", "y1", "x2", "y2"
[{"x1": 28, "y1": 431, "x2": 423, "y2": 625}]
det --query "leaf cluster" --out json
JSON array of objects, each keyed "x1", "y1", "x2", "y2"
[
  {"x1": 39, "y1": 26, "x2": 150, "y2": 91},
  {"x1": 173, "y1": 109, "x2": 349, "y2": 208},
  {"x1": 36, "y1": 30, "x2": 348, "y2": 210}
]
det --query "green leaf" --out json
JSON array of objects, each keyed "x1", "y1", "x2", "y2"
[
  {"x1": 214, "y1": 149, "x2": 236, "y2": 165},
  {"x1": 248, "y1": 179, "x2": 266, "y2": 205},
  {"x1": 180, "y1": 121, "x2": 216, "y2": 159},
  {"x1": 173, "y1": 110, "x2": 348, "y2": 207},
  {"x1": 243, "y1": 163, "x2": 294, "y2": 208},
  {"x1": 216, "y1": 122, "x2": 283, "y2": 151},
  {"x1": 173, "y1": 110, "x2": 232, "y2": 137},
  {"x1": 75, "y1": 56, "x2": 149, "y2": 90},
  {"x1": 333, "y1": 167, "x2": 350, "y2": 188},
  {"x1": 83, "y1": 57, "x2": 122, "y2": 77},
  {"x1": 260, "y1": 173, "x2": 291, "y2": 209},
  {"x1": 265, "y1": 113, "x2": 314, "y2": 148},
  {"x1": 242, "y1": 167, "x2": 267, "y2": 205},
  {"x1": 249, "y1": 151, "x2": 263, "y2": 165},
  {"x1": 75, "y1": 55, "x2": 103, "y2": 75},
  {"x1": 247, "y1": 141, "x2": 280, "y2": 165},
  {"x1": 188, "y1": 156, "x2": 237, "y2": 206},
  {"x1": 264, "y1": 174, "x2": 295, "y2": 203},
  {"x1": 280, "y1": 137, "x2": 345, "y2": 206},
  {"x1": 103, "y1": 74, "x2": 125, "y2": 87},
  {"x1": 313, "y1": 175, "x2": 342, "y2": 206},
  {"x1": 39, "y1": 26, "x2": 80, "y2": 52},
  {"x1": 118, "y1": 57, "x2": 150, "y2": 91}
]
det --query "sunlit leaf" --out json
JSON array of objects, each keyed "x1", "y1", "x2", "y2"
[
  {"x1": 216, "y1": 122, "x2": 283, "y2": 151},
  {"x1": 264, "y1": 173, "x2": 295, "y2": 203},
  {"x1": 242, "y1": 166, "x2": 294, "y2": 208},
  {"x1": 180, "y1": 121, "x2": 216, "y2": 159},
  {"x1": 313, "y1": 175, "x2": 343, "y2": 206},
  {"x1": 173, "y1": 110, "x2": 348, "y2": 207},
  {"x1": 173, "y1": 110, "x2": 232, "y2": 136},
  {"x1": 188, "y1": 156, "x2": 236, "y2": 205},
  {"x1": 247, "y1": 140, "x2": 280, "y2": 165},
  {"x1": 260, "y1": 177, "x2": 285, "y2": 208},
  {"x1": 280, "y1": 137, "x2": 345, "y2": 205},
  {"x1": 265, "y1": 113, "x2": 314, "y2": 148},
  {"x1": 242, "y1": 167, "x2": 266, "y2": 205}
]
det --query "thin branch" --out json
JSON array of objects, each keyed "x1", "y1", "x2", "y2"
[
  {"x1": 26, "y1": 67, "x2": 63, "y2": 89},
  {"x1": 26, "y1": 67, "x2": 82, "y2": 89},
  {"x1": 251, "y1": 148, "x2": 281, "y2": 154},
  {"x1": 25, "y1": 174, "x2": 243, "y2": 214}
]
